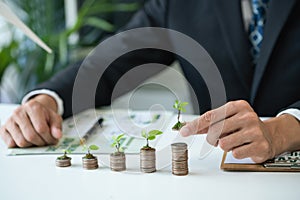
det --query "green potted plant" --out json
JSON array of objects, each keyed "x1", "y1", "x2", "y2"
[
  {"x1": 140, "y1": 129, "x2": 163, "y2": 173},
  {"x1": 110, "y1": 133, "x2": 126, "y2": 171},
  {"x1": 0, "y1": 0, "x2": 140, "y2": 103},
  {"x1": 172, "y1": 100, "x2": 188, "y2": 131},
  {"x1": 82, "y1": 144, "x2": 99, "y2": 170},
  {"x1": 55, "y1": 149, "x2": 72, "y2": 167}
]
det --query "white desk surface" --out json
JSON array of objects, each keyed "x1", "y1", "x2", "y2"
[{"x1": 0, "y1": 104, "x2": 300, "y2": 200}]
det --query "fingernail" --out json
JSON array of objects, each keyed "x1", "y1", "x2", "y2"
[
  {"x1": 179, "y1": 125, "x2": 191, "y2": 137},
  {"x1": 52, "y1": 127, "x2": 62, "y2": 139}
]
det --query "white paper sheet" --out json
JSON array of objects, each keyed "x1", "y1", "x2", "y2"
[
  {"x1": 7, "y1": 109, "x2": 174, "y2": 155},
  {"x1": 224, "y1": 151, "x2": 255, "y2": 164}
]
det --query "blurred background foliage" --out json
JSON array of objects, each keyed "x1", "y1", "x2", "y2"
[{"x1": 0, "y1": 0, "x2": 145, "y2": 103}]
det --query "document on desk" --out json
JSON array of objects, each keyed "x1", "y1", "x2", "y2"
[
  {"x1": 224, "y1": 152, "x2": 255, "y2": 164},
  {"x1": 222, "y1": 151, "x2": 300, "y2": 172},
  {"x1": 7, "y1": 109, "x2": 174, "y2": 155}
]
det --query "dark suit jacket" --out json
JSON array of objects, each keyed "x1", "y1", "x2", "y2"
[{"x1": 36, "y1": 0, "x2": 300, "y2": 118}]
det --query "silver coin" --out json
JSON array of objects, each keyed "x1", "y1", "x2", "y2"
[
  {"x1": 110, "y1": 153, "x2": 126, "y2": 171},
  {"x1": 55, "y1": 158, "x2": 71, "y2": 167},
  {"x1": 140, "y1": 148, "x2": 156, "y2": 173},
  {"x1": 172, "y1": 170, "x2": 189, "y2": 176},
  {"x1": 171, "y1": 143, "x2": 189, "y2": 175},
  {"x1": 82, "y1": 157, "x2": 98, "y2": 170},
  {"x1": 171, "y1": 143, "x2": 187, "y2": 149},
  {"x1": 140, "y1": 167, "x2": 156, "y2": 173}
]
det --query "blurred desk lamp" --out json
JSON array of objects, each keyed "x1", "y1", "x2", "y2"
[{"x1": 0, "y1": 0, "x2": 52, "y2": 53}]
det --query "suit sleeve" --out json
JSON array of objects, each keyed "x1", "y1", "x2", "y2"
[{"x1": 33, "y1": 0, "x2": 175, "y2": 118}]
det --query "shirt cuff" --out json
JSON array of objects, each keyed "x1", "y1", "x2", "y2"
[
  {"x1": 277, "y1": 108, "x2": 300, "y2": 122},
  {"x1": 22, "y1": 89, "x2": 64, "y2": 116}
]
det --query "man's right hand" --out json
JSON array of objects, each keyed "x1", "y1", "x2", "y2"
[{"x1": 0, "y1": 94, "x2": 63, "y2": 148}]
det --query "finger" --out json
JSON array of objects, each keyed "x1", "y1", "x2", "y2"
[
  {"x1": 218, "y1": 129, "x2": 254, "y2": 152},
  {"x1": 231, "y1": 143, "x2": 268, "y2": 163},
  {"x1": 231, "y1": 143, "x2": 254, "y2": 160},
  {"x1": 179, "y1": 119, "x2": 209, "y2": 137},
  {"x1": 206, "y1": 115, "x2": 242, "y2": 146},
  {"x1": 180, "y1": 101, "x2": 238, "y2": 137},
  {"x1": 180, "y1": 100, "x2": 252, "y2": 137},
  {"x1": 11, "y1": 107, "x2": 45, "y2": 146},
  {"x1": 24, "y1": 105, "x2": 56, "y2": 146},
  {"x1": 48, "y1": 111, "x2": 63, "y2": 140},
  {"x1": 6, "y1": 119, "x2": 32, "y2": 147},
  {"x1": 0, "y1": 127, "x2": 16, "y2": 148},
  {"x1": 14, "y1": 110, "x2": 46, "y2": 146},
  {"x1": 179, "y1": 107, "x2": 230, "y2": 137}
]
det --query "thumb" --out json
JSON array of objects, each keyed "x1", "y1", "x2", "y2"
[{"x1": 49, "y1": 111, "x2": 63, "y2": 139}]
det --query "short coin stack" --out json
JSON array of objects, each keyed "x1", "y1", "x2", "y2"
[
  {"x1": 55, "y1": 158, "x2": 71, "y2": 167},
  {"x1": 140, "y1": 148, "x2": 156, "y2": 173},
  {"x1": 82, "y1": 157, "x2": 98, "y2": 170},
  {"x1": 171, "y1": 143, "x2": 188, "y2": 176},
  {"x1": 110, "y1": 153, "x2": 126, "y2": 171}
]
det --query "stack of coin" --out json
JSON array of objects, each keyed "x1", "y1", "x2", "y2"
[
  {"x1": 140, "y1": 148, "x2": 156, "y2": 173},
  {"x1": 171, "y1": 143, "x2": 188, "y2": 176},
  {"x1": 110, "y1": 152, "x2": 126, "y2": 171},
  {"x1": 55, "y1": 157, "x2": 71, "y2": 167},
  {"x1": 82, "y1": 156, "x2": 98, "y2": 170}
]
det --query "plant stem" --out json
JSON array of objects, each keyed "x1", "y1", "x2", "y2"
[
  {"x1": 116, "y1": 143, "x2": 120, "y2": 153},
  {"x1": 146, "y1": 138, "x2": 149, "y2": 147},
  {"x1": 177, "y1": 110, "x2": 181, "y2": 122}
]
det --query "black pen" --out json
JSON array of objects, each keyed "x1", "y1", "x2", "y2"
[{"x1": 80, "y1": 117, "x2": 104, "y2": 145}]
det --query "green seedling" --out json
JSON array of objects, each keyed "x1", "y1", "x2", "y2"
[
  {"x1": 141, "y1": 129, "x2": 163, "y2": 149},
  {"x1": 172, "y1": 100, "x2": 188, "y2": 130},
  {"x1": 57, "y1": 149, "x2": 71, "y2": 160},
  {"x1": 83, "y1": 144, "x2": 99, "y2": 159},
  {"x1": 111, "y1": 133, "x2": 125, "y2": 154}
]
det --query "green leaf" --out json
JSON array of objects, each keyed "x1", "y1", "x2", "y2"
[
  {"x1": 181, "y1": 102, "x2": 188, "y2": 106},
  {"x1": 112, "y1": 136, "x2": 117, "y2": 141},
  {"x1": 148, "y1": 135, "x2": 156, "y2": 140},
  {"x1": 88, "y1": 2, "x2": 140, "y2": 14},
  {"x1": 89, "y1": 144, "x2": 99, "y2": 151},
  {"x1": 148, "y1": 130, "x2": 163, "y2": 136},
  {"x1": 116, "y1": 133, "x2": 125, "y2": 141},
  {"x1": 84, "y1": 17, "x2": 115, "y2": 32},
  {"x1": 141, "y1": 130, "x2": 147, "y2": 138},
  {"x1": 173, "y1": 100, "x2": 179, "y2": 109},
  {"x1": 111, "y1": 142, "x2": 117, "y2": 147}
]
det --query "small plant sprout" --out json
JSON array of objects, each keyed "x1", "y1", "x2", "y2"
[
  {"x1": 172, "y1": 100, "x2": 188, "y2": 131},
  {"x1": 83, "y1": 144, "x2": 99, "y2": 159},
  {"x1": 57, "y1": 149, "x2": 71, "y2": 160},
  {"x1": 111, "y1": 133, "x2": 125, "y2": 154},
  {"x1": 110, "y1": 133, "x2": 126, "y2": 171},
  {"x1": 56, "y1": 149, "x2": 72, "y2": 167},
  {"x1": 141, "y1": 129, "x2": 163, "y2": 149}
]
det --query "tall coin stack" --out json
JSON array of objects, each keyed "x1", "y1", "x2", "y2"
[
  {"x1": 110, "y1": 152, "x2": 126, "y2": 171},
  {"x1": 82, "y1": 156, "x2": 99, "y2": 170},
  {"x1": 171, "y1": 143, "x2": 188, "y2": 176},
  {"x1": 140, "y1": 148, "x2": 156, "y2": 173}
]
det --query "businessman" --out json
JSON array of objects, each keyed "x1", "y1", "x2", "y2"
[{"x1": 1, "y1": 0, "x2": 300, "y2": 163}]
